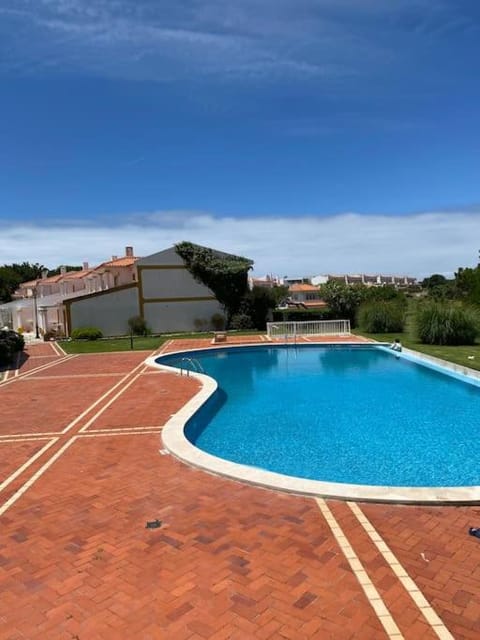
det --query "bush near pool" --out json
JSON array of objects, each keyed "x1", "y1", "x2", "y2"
[{"x1": 70, "y1": 327, "x2": 104, "y2": 341}]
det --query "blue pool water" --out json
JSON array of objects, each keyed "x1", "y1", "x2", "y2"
[{"x1": 158, "y1": 346, "x2": 480, "y2": 487}]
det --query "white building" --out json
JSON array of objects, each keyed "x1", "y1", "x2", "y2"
[{"x1": 64, "y1": 245, "x2": 247, "y2": 336}]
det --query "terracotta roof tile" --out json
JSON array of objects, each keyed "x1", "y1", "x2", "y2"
[
  {"x1": 289, "y1": 284, "x2": 318, "y2": 292},
  {"x1": 98, "y1": 257, "x2": 138, "y2": 268}
]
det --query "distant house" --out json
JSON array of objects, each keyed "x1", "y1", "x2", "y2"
[
  {"x1": 0, "y1": 247, "x2": 139, "y2": 335},
  {"x1": 287, "y1": 284, "x2": 326, "y2": 310},
  {"x1": 311, "y1": 273, "x2": 418, "y2": 288},
  {"x1": 64, "y1": 245, "x2": 249, "y2": 336},
  {"x1": 249, "y1": 275, "x2": 281, "y2": 289}
]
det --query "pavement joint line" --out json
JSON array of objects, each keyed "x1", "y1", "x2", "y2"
[
  {"x1": 347, "y1": 501, "x2": 455, "y2": 640},
  {"x1": 0, "y1": 433, "x2": 54, "y2": 445},
  {"x1": 0, "y1": 432, "x2": 62, "y2": 439},
  {"x1": 0, "y1": 438, "x2": 59, "y2": 494},
  {"x1": 0, "y1": 354, "x2": 77, "y2": 387},
  {"x1": 86, "y1": 426, "x2": 164, "y2": 432},
  {"x1": 0, "y1": 436, "x2": 54, "y2": 443},
  {"x1": 157, "y1": 339, "x2": 173, "y2": 354},
  {"x1": 0, "y1": 349, "x2": 161, "y2": 515},
  {"x1": 51, "y1": 341, "x2": 67, "y2": 356},
  {"x1": 60, "y1": 363, "x2": 150, "y2": 434},
  {"x1": 77, "y1": 367, "x2": 148, "y2": 433},
  {"x1": 0, "y1": 436, "x2": 77, "y2": 517},
  {"x1": 28, "y1": 373, "x2": 126, "y2": 380},
  {"x1": 78, "y1": 429, "x2": 162, "y2": 438},
  {"x1": 315, "y1": 498, "x2": 404, "y2": 640}
]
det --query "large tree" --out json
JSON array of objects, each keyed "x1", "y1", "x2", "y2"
[
  {"x1": 318, "y1": 281, "x2": 367, "y2": 325},
  {"x1": 0, "y1": 262, "x2": 45, "y2": 302}
]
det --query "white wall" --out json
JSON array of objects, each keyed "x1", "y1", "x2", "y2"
[
  {"x1": 143, "y1": 299, "x2": 224, "y2": 333},
  {"x1": 141, "y1": 267, "x2": 212, "y2": 299},
  {"x1": 70, "y1": 287, "x2": 139, "y2": 336}
]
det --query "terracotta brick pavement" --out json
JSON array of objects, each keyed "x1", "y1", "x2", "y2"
[
  {"x1": 0, "y1": 436, "x2": 385, "y2": 640},
  {"x1": 88, "y1": 373, "x2": 200, "y2": 431},
  {"x1": 0, "y1": 440, "x2": 51, "y2": 483},
  {"x1": 1, "y1": 376, "x2": 124, "y2": 434},
  {"x1": 0, "y1": 339, "x2": 478, "y2": 639},
  {"x1": 362, "y1": 503, "x2": 480, "y2": 640}
]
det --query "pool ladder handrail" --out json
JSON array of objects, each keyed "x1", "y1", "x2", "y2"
[{"x1": 180, "y1": 357, "x2": 205, "y2": 376}]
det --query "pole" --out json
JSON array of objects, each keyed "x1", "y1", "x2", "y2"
[{"x1": 33, "y1": 284, "x2": 40, "y2": 339}]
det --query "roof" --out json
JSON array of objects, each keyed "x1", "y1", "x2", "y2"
[
  {"x1": 137, "y1": 244, "x2": 252, "y2": 267},
  {"x1": 301, "y1": 300, "x2": 327, "y2": 308},
  {"x1": 62, "y1": 269, "x2": 95, "y2": 279},
  {"x1": 97, "y1": 256, "x2": 139, "y2": 268},
  {"x1": 289, "y1": 284, "x2": 319, "y2": 292},
  {"x1": 20, "y1": 274, "x2": 64, "y2": 287}
]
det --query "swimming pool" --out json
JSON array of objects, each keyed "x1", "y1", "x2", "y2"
[{"x1": 153, "y1": 344, "x2": 480, "y2": 503}]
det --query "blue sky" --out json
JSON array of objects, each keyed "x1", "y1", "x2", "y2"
[{"x1": 1, "y1": 0, "x2": 480, "y2": 276}]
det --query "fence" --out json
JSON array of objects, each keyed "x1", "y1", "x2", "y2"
[{"x1": 266, "y1": 319, "x2": 351, "y2": 339}]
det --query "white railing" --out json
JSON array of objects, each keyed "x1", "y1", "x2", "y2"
[{"x1": 266, "y1": 320, "x2": 351, "y2": 339}]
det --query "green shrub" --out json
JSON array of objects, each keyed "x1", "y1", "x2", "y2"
[
  {"x1": 0, "y1": 329, "x2": 24, "y2": 364},
  {"x1": 357, "y1": 301, "x2": 406, "y2": 333},
  {"x1": 0, "y1": 340, "x2": 12, "y2": 365},
  {"x1": 71, "y1": 327, "x2": 103, "y2": 341},
  {"x1": 229, "y1": 313, "x2": 254, "y2": 330},
  {"x1": 127, "y1": 315, "x2": 149, "y2": 336},
  {"x1": 416, "y1": 302, "x2": 478, "y2": 345},
  {"x1": 272, "y1": 307, "x2": 334, "y2": 322}
]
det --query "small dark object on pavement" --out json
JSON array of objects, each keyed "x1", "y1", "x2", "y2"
[
  {"x1": 146, "y1": 519, "x2": 162, "y2": 529},
  {"x1": 469, "y1": 527, "x2": 480, "y2": 538}
]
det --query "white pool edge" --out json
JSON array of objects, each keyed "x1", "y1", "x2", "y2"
[{"x1": 145, "y1": 343, "x2": 480, "y2": 505}]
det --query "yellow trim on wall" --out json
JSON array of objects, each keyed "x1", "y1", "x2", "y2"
[
  {"x1": 137, "y1": 265, "x2": 145, "y2": 319},
  {"x1": 137, "y1": 264, "x2": 187, "y2": 270},
  {"x1": 143, "y1": 296, "x2": 216, "y2": 303}
]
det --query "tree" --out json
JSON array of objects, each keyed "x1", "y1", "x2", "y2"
[
  {"x1": 175, "y1": 242, "x2": 253, "y2": 325},
  {"x1": 455, "y1": 266, "x2": 480, "y2": 304},
  {"x1": 318, "y1": 281, "x2": 367, "y2": 325},
  {"x1": 364, "y1": 285, "x2": 406, "y2": 304},
  {"x1": 244, "y1": 286, "x2": 278, "y2": 330},
  {"x1": 421, "y1": 274, "x2": 447, "y2": 289},
  {"x1": 0, "y1": 262, "x2": 46, "y2": 303}
]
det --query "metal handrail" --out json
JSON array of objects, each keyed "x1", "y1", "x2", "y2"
[{"x1": 180, "y1": 357, "x2": 205, "y2": 376}]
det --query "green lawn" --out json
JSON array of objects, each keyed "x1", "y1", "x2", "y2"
[
  {"x1": 59, "y1": 336, "x2": 166, "y2": 353},
  {"x1": 354, "y1": 330, "x2": 480, "y2": 371},
  {"x1": 58, "y1": 330, "x2": 264, "y2": 354}
]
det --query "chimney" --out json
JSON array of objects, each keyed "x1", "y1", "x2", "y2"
[
  {"x1": 60, "y1": 266, "x2": 67, "y2": 275},
  {"x1": 125, "y1": 246, "x2": 133, "y2": 257},
  {"x1": 83, "y1": 261, "x2": 89, "y2": 270},
  {"x1": 111, "y1": 255, "x2": 118, "y2": 261},
  {"x1": 41, "y1": 269, "x2": 48, "y2": 279}
]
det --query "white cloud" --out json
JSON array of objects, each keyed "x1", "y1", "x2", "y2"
[{"x1": 1, "y1": 210, "x2": 478, "y2": 278}]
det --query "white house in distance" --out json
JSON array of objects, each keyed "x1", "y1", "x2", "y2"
[
  {"x1": 287, "y1": 283, "x2": 326, "y2": 309},
  {"x1": 0, "y1": 247, "x2": 139, "y2": 335},
  {"x1": 64, "y1": 245, "x2": 244, "y2": 336},
  {"x1": 311, "y1": 274, "x2": 417, "y2": 287}
]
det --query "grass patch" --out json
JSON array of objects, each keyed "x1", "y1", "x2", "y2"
[
  {"x1": 58, "y1": 330, "x2": 265, "y2": 354},
  {"x1": 354, "y1": 330, "x2": 480, "y2": 371},
  {"x1": 58, "y1": 336, "x2": 165, "y2": 354}
]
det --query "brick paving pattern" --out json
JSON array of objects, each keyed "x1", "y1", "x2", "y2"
[{"x1": 0, "y1": 340, "x2": 478, "y2": 639}]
